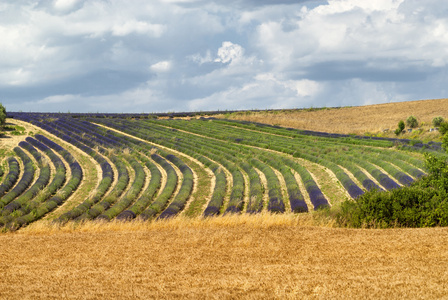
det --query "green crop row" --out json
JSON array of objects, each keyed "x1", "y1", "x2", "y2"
[
  {"x1": 97, "y1": 155, "x2": 146, "y2": 221},
  {"x1": 82, "y1": 157, "x2": 130, "y2": 220},
  {"x1": 117, "y1": 152, "x2": 162, "y2": 220},
  {"x1": 139, "y1": 153, "x2": 178, "y2": 220}
]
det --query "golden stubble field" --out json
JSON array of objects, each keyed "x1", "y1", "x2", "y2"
[
  {"x1": 0, "y1": 215, "x2": 447, "y2": 299},
  {"x1": 223, "y1": 98, "x2": 448, "y2": 136}
]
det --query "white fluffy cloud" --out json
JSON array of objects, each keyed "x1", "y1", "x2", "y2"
[
  {"x1": 215, "y1": 42, "x2": 244, "y2": 64},
  {"x1": 2, "y1": 0, "x2": 448, "y2": 113}
]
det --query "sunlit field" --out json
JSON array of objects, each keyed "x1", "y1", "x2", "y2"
[{"x1": 1, "y1": 99, "x2": 448, "y2": 298}]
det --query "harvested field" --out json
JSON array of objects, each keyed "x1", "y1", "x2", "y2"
[
  {"x1": 222, "y1": 98, "x2": 448, "y2": 137},
  {"x1": 0, "y1": 216, "x2": 447, "y2": 299}
]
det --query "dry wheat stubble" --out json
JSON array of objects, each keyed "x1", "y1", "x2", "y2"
[
  {"x1": 223, "y1": 98, "x2": 448, "y2": 136},
  {"x1": 0, "y1": 221, "x2": 447, "y2": 299}
]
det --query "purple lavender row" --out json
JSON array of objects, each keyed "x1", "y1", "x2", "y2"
[
  {"x1": 0, "y1": 141, "x2": 51, "y2": 220},
  {"x1": 7, "y1": 136, "x2": 84, "y2": 230},
  {"x1": 58, "y1": 119, "x2": 122, "y2": 149},
  {"x1": 0, "y1": 147, "x2": 35, "y2": 209},
  {"x1": 158, "y1": 154, "x2": 194, "y2": 219},
  {"x1": 52, "y1": 119, "x2": 141, "y2": 221},
  {"x1": 371, "y1": 169, "x2": 400, "y2": 190},
  {"x1": 281, "y1": 157, "x2": 329, "y2": 210},
  {"x1": 9, "y1": 114, "x2": 114, "y2": 222},
  {"x1": 1, "y1": 137, "x2": 66, "y2": 226},
  {"x1": 24, "y1": 116, "x2": 112, "y2": 178},
  {"x1": 0, "y1": 158, "x2": 20, "y2": 198}
]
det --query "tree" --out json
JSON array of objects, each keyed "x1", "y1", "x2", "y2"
[
  {"x1": 433, "y1": 116, "x2": 444, "y2": 127},
  {"x1": 440, "y1": 121, "x2": 448, "y2": 135},
  {"x1": 0, "y1": 103, "x2": 5, "y2": 126},
  {"x1": 443, "y1": 133, "x2": 448, "y2": 153},
  {"x1": 395, "y1": 120, "x2": 405, "y2": 136},
  {"x1": 406, "y1": 115, "x2": 418, "y2": 128},
  {"x1": 0, "y1": 103, "x2": 5, "y2": 136}
]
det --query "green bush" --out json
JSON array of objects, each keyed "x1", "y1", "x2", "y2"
[
  {"x1": 406, "y1": 115, "x2": 418, "y2": 128},
  {"x1": 0, "y1": 103, "x2": 5, "y2": 136},
  {"x1": 443, "y1": 134, "x2": 448, "y2": 152},
  {"x1": 0, "y1": 103, "x2": 5, "y2": 125},
  {"x1": 337, "y1": 153, "x2": 448, "y2": 228},
  {"x1": 433, "y1": 116, "x2": 444, "y2": 127},
  {"x1": 440, "y1": 121, "x2": 448, "y2": 135},
  {"x1": 394, "y1": 120, "x2": 405, "y2": 136}
]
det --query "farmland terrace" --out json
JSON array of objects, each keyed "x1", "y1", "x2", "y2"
[
  {"x1": 1, "y1": 103, "x2": 448, "y2": 298},
  {"x1": 0, "y1": 109, "x2": 444, "y2": 228}
]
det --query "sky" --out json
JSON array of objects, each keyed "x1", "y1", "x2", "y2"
[{"x1": 1, "y1": 0, "x2": 448, "y2": 113}]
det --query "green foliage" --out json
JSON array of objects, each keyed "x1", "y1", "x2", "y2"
[
  {"x1": 337, "y1": 153, "x2": 448, "y2": 228},
  {"x1": 0, "y1": 103, "x2": 5, "y2": 136},
  {"x1": 442, "y1": 134, "x2": 448, "y2": 153},
  {"x1": 0, "y1": 103, "x2": 5, "y2": 127},
  {"x1": 406, "y1": 115, "x2": 418, "y2": 128},
  {"x1": 440, "y1": 121, "x2": 448, "y2": 135},
  {"x1": 433, "y1": 116, "x2": 444, "y2": 127},
  {"x1": 395, "y1": 120, "x2": 405, "y2": 136}
]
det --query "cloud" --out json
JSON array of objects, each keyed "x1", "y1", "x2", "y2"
[
  {"x1": 254, "y1": 0, "x2": 448, "y2": 81},
  {"x1": 53, "y1": 0, "x2": 81, "y2": 12},
  {"x1": 111, "y1": 21, "x2": 166, "y2": 37},
  {"x1": 171, "y1": 0, "x2": 317, "y2": 9},
  {"x1": 187, "y1": 74, "x2": 321, "y2": 111},
  {"x1": 214, "y1": 41, "x2": 244, "y2": 64},
  {"x1": 150, "y1": 61, "x2": 172, "y2": 73},
  {"x1": 36, "y1": 94, "x2": 79, "y2": 105},
  {"x1": 2, "y1": 0, "x2": 448, "y2": 114}
]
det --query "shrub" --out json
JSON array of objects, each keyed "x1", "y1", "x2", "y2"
[
  {"x1": 440, "y1": 121, "x2": 448, "y2": 135},
  {"x1": 443, "y1": 133, "x2": 448, "y2": 152},
  {"x1": 0, "y1": 103, "x2": 5, "y2": 135},
  {"x1": 395, "y1": 120, "x2": 405, "y2": 136},
  {"x1": 0, "y1": 103, "x2": 5, "y2": 126},
  {"x1": 337, "y1": 153, "x2": 448, "y2": 228},
  {"x1": 406, "y1": 115, "x2": 418, "y2": 128},
  {"x1": 433, "y1": 116, "x2": 444, "y2": 127}
]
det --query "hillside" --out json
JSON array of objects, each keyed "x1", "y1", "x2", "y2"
[
  {"x1": 220, "y1": 98, "x2": 448, "y2": 140},
  {"x1": 0, "y1": 100, "x2": 447, "y2": 299}
]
